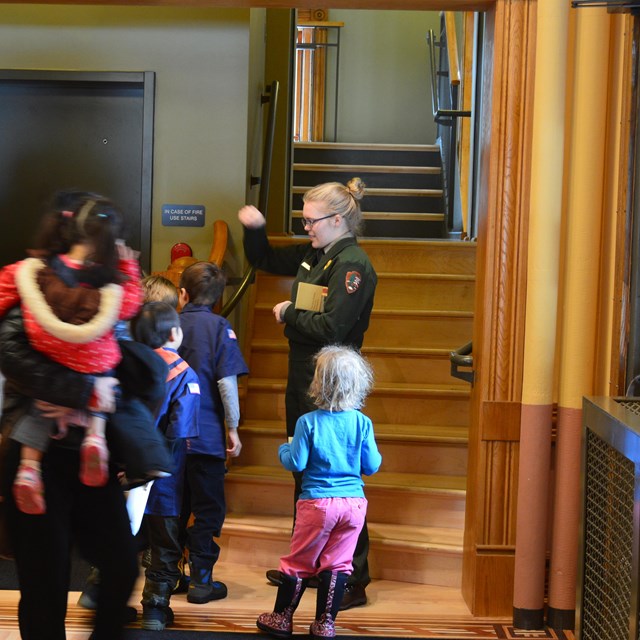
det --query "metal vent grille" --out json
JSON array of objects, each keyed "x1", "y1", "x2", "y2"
[
  {"x1": 581, "y1": 428, "x2": 635, "y2": 640},
  {"x1": 615, "y1": 399, "x2": 640, "y2": 416},
  {"x1": 572, "y1": 0, "x2": 640, "y2": 9}
]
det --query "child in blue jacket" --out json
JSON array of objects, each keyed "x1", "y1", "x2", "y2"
[{"x1": 257, "y1": 345, "x2": 381, "y2": 640}]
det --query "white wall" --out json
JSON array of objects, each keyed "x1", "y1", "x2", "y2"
[
  {"x1": 0, "y1": 5, "x2": 252, "y2": 275},
  {"x1": 329, "y1": 10, "x2": 440, "y2": 144}
]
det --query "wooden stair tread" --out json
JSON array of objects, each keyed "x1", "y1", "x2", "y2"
[
  {"x1": 223, "y1": 512, "x2": 463, "y2": 552},
  {"x1": 263, "y1": 235, "x2": 476, "y2": 248},
  {"x1": 292, "y1": 210, "x2": 444, "y2": 221},
  {"x1": 293, "y1": 186, "x2": 443, "y2": 197},
  {"x1": 247, "y1": 378, "x2": 470, "y2": 396},
  {"x1": 250, "y1": 340, "x2": 462, "y2": 357},
  {"x1": 240, "y1": 419, "x2": 468, "y2": 444},
  {"x1": 293, "y1": 163, "x2": 441, "y2": 174},
  {"x1": 250, "y1": 340, "x2": 455, "y2": 353},
  {"x1": 253, "y1": 304, "x2": 474, "y2": 319},
  {"x1": 257, "y1": 271, "x2": 474, "y2": 282},
  {"x1": 359, "y1": 238, "x2": 477, "y2": 248},
  {"x1": 294, "y1": 142, "x2": 439, "y2": 152},
  {"x1": 227, "y1": 465, "x2": 466, "y2": 495}
]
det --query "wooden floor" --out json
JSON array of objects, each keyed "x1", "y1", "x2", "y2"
[{"x1": 0, "y1": 560, "x2": 577, "y2": 639}]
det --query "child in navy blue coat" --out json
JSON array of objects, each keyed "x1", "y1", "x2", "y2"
[
  {"x1": 177, "y1": 261, "x2": 249, "y2": 604},
  {"x1": 130, "y1": 301, "x2": 200, "y2": 631}
]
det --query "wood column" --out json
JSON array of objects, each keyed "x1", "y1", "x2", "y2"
[{"x1": 461, "y1": 0, "x2": 536, "y2": 617}]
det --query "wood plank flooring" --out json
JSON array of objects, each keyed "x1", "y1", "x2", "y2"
[{"x1": 0, "y1": 560, "x2": 575, "y2": 639}]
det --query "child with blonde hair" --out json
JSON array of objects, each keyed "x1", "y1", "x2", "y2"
[
  {"x1": 256, "y1": 345, "x2": 381, "y2": 640},
  {"x1": 140, "y1": 275, "x2": 179, "y2": 308}
]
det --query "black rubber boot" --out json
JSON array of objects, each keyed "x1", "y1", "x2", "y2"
[
  {"x1": 310, "y1": 571, "x2": 348, "y2": 639},
  {"x1": 187, "y1": 560, "x2": 227, "y2": 604},
  {"x1": 77, "y1": 566, "x2": 101, "y2": 610},
  {"x1": 256, "y1": 573, "x2": 308, "y2": 638},
  {"x1": 141, "y1": 580, "x2": 174, "y2": 631}
]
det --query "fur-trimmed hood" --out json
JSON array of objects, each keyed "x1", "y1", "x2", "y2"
[{"x1": 14, "y1": 258, "x2": 123, "y2": 344}]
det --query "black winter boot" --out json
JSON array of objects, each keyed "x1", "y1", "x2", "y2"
[
  {"x1": 77, "y1": 566, "x2": 101, "y2": 610},
  {"x1": 187, "y1": 560, "x2": 227, "y2": 604},
  {"x1": 141, "y1": 580, "x2": 175, "y2": 631},
  {"x1": 310, "y1": 571, "x2": 349, "y2": 639},
  {"x1": 256, "y1": 573, "x2": 308, "y2": 638}
]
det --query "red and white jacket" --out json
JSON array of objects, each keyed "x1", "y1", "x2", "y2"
[{"x1": 0, "y1": 257, "x2": 143, "y2": 374}]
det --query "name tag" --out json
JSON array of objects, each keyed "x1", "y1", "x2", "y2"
[{"x1": 301, "y1": 261, "x2": 311, "y2": 271}]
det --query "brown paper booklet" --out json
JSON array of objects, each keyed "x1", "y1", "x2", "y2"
[{"x1": 295, "y1": 282, "x2": 328, "y2": 312}]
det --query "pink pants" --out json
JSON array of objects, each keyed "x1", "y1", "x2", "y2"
[{"x1": 279, "y1": 497, "x2": 367, "y2": 578}]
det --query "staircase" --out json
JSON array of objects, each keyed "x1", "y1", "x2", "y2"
[
  {"x1": 291, "y1": 142, "x2": 446, "y2": 239},
  {"x1": 221, "y1": 237, "x2": 476, "y2": 588}
]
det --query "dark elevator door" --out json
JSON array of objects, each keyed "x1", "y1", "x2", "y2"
[{"x1": 0, "y1": 70, "x2": 154, "y2": 272}]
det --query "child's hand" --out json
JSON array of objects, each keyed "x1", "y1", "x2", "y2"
[
  {"x1": 115, "y1": 239, "x2": 140, "y2": 261},
  {"x1": 226, "y1": 428, "x2": 242, "y2": 458},
  {"x1": 90, "y1": 376, "x2": 119, "y2": 413},
  {"x1": 34, "y1": 400, "x2": 77, "y2": 420}
]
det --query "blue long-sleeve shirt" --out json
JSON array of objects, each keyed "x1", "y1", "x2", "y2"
[{"x1": 279, "y1": 408, "x2": 382, "y2": 499}]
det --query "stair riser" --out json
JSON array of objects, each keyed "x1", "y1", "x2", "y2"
[
  {"x1": 362, "y1": 219, "x2": 446, "y2": 239},
  {"x1": 225, "y1": 477, "x2": 465, "y2": 529},
  {"x1": 218, "y1": 532, "x2": 291, "y2": 569},
  {"x1": 293, "y1": 193, "x2": 443, "y2": 214},
  {"x1": 294, "y1": 145, "x2": 441, "y2": 167},
  {"x1": 226, "y1": 478, "x2": 295, "y2": 518},
  {"x1": 248, "y1": 349, "x2": 461, "y2": 385},
  {"x1": 366, "y1": 315, "x2": 472, "y2": 350},
  {"x1": 253, "y1": 276, "x2": 475, "y2": 313},
  {"x1": 236, "y1": 430, "x2": 467, "y2": 476},
  {"x1": 250, "y1": 308, "x2": 473, "y2": 350},
  {"x1": 368, "y1": 547, "x2": 462, "y2": 588},
  {"x1": 244, "y1": 388, "x2": 469, "y2": 427},
  {"x1": 363, "y1": 395, "x2": 469, "y2": 427},
  {"x1": 218, "y1": 529, "x2": 462, "y2": 587},
  {"x1": 293, "y1": 169, "x2": 442, "y2": 190},
  {"x1": 362, "y1": 242, "x2": 476, "y2": 275},
  {"x1": 366, "y1": 490, "x2": 465, "y2": 529}
]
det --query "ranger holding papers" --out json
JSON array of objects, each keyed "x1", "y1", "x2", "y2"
[{"x1": 238, "y1": 177, "x2": 377, "y2": 610}]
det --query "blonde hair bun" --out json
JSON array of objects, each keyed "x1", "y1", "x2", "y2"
[{"x1": 346, "y1": 177, "x2": 366, "y2": 201}]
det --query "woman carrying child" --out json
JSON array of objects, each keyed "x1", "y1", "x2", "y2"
[{"x1": 0, "y1": 191, "x2": 143, "y2": 513}]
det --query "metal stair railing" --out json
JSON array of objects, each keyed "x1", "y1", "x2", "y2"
[
  {"x1": 426, "y1": 12, "x2": 471, "y2": 236},
  {"x1": 221, "y1": 80, "x2": 279, "y2": 318}
]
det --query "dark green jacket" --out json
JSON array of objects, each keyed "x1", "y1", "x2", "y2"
[{"x1": 243, "y1": 227, "x2": 377, "y2": 352}]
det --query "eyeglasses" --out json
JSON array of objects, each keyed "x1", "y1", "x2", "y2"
[{"x1": 302, "y1": 213, "x2": 337, "y2": 229}]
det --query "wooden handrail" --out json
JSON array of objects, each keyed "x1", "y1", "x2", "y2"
[
  {"x1": 208, "y1": 219, "x2": 228, "y2": 266},
  {"x1": 151, "y1": 219, "x2": 229, "y2": 287},
  {"x1": 444, "y1": 12, "x2": 460, "y2": 87}
]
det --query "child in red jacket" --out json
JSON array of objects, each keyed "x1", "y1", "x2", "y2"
[{"x1": 0, "y1": 191, "x2": 143, "y2": 514}]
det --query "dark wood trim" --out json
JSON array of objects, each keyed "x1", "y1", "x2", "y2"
[{"x1": 0, "y1": 0, "x2": 494, "y2": 8}]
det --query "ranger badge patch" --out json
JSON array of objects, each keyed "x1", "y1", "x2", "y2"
[{"x1": 345, "y1": 271, "x2": 362, "y2": 293}]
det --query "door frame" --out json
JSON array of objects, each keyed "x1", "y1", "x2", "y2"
[
  {"x1": 0, "y1": 0, "x2": 535, "y2": 617},
  {"x1": 0, "y1": 68, "x2": 154, "y2": 272}
]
